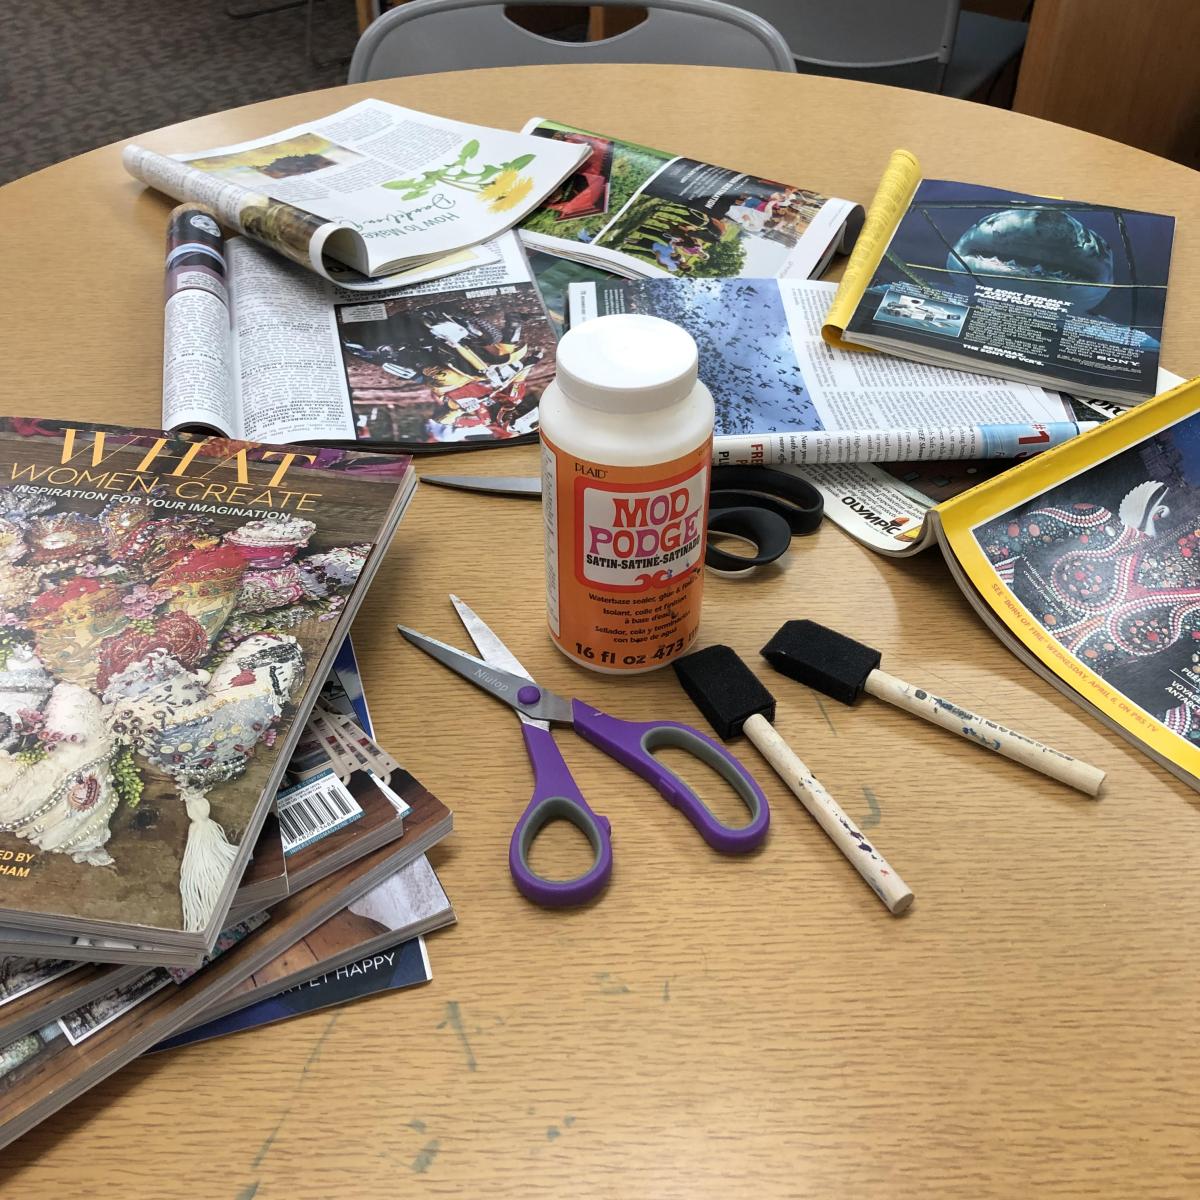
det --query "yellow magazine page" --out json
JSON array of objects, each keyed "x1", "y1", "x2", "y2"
[
  {"x1": 934, "y1": 374, "x2": 1200, "y2": 781},
  {"x1": 821, "y1": 148, "x2": 921, "y2": 350}
]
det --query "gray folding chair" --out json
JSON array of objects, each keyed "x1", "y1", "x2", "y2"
[
  {"x1": 731, "y1": 1, "x2": 1026, "y2": 98},
  {"x1": 348, "y1": 0, "x2": 797, "y2": 82}
]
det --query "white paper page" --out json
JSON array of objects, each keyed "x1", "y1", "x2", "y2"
[
  {"x1": 783, "y1": 281, "x2": 1073, "y2": 435},
  {"x1": 162, "y1": 266, "x2": 238, "y2": 435},
  {"x1": 228, "y1": 238, "x2": 355, "y2": 444},
  {"x1": 175, "y1": 100, "x2": 587, "y2": 273}
]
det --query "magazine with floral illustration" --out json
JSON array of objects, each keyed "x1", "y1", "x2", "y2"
[
  {"x1": 0, "y1": 418, "x2": 416, "y2": 956},
  {"x1": 123, "y1": 99, "x2": 588, "y2": 288}
]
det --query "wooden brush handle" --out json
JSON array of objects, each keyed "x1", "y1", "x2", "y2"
[
  {"x1": 742, "y1": 714, "x2": 913, "y2": 915},
  {"x1": 864, "y1": 669, "x2": 1105, "y2": 797}
]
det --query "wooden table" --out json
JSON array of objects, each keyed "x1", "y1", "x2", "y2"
[{"x1": 3, "y1": 66, "x2": 1200, "y2": 1198}]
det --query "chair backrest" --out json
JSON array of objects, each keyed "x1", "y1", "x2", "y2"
[
  {"x1": 732, "y1": 0, "x2": 961, "y2": 90},
  {"x1": 348, "y1": 0, "x2": 797, "y2": 82}
]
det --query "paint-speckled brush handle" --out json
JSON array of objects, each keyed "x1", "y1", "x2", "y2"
[
  {"x1": 865, "y1": 669, "x2": 1106, "y2": 797},
  {"x1": 742, "y1": 714, "x2": 913, "y2": 915}
]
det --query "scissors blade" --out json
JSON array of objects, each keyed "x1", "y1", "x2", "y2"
[
  {"x1": 397, "y1": 625, "x2": 571, "y2": 723},
  {"x1": 422, "y1": 474, "x2": 541, "y2": 498},
  {"x1": 448, "y1": 594, "x2": 546, "y2": 729}
]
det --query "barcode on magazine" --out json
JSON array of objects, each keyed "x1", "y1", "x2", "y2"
[{"x1": 277, "y1": 769, "x2": 363, "y2": 856}]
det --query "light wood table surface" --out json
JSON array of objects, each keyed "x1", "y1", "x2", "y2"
[{"x1": 3, "y1": 66, "x2": 1200, "y2": 1199}]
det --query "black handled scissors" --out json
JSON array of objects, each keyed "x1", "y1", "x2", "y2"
[{"x1": 423, "y1": 464, "x2": 822, "y2": 573}]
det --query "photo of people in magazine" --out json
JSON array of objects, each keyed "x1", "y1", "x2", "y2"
[
  {"x1": 335, "y1": 275, "x2": 555, "y2": 446},
  {"x1": 521, "y1": 117, "x2": 857, "y2": 281},
  {"x1": 596, "y1": 158, "x2": 827, "y2": 277},
  {"x1": 973, "y1": 410, "x2": 1200, "y2": 746}
]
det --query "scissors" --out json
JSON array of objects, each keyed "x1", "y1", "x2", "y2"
[
  {"x1": 397, "y1": 595, "x2": 770, "y2": 907},
  {"x1": 422, "y1": 464, "x2": 822, "y2": 574}
]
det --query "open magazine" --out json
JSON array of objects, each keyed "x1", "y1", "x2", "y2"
[
  {"x1": 802, "y1": 373, "x2": 1182, "y2": 554},
  {"x1": 568, "y1": 276, "x2": 1085, "y2": 465},
  {"x1": 519, "y1": 117, "x2": 862, "y2": 280},
  {"x1": 820, "y1": 150, "x2": 1175, "y2": 404},
  {"x1": 924, "y1": 372, "x2": 1200, "y2": 792},
  {"x1": 125, "y1": 99, "x2": 587, "y2": 289},
  {"x1": 163, "y1": 206, "x2": 553, "y2": 450}
]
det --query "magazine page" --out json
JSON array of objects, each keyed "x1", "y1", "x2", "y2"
[
  {"x1": 933, "y1": 374, "x2": 1200, "y2": 788},
  {"x1": 225, "y1": 234, "x2": 356, "y2": 444},
  {"x1": 569, "y1": 276, "x2": 1079, "y2": 465},
  {"x1": 527, "y1": 249, "x2": 620, "y2": 336},
  {"x1": 130, "y1": 153, "x2": 498, "y2": 293},
  {"x1": 803, "y1": 370, "x2": 1185, "y2": 555},
  {"x1": 219, "y1": 231, "x2": 545, "y2": 449},
  {"x1": 519, "y1": 117, "x2": 860, "y2": 281},
  {"x1": 841, "y1": 178, "x2": 1174, "y2": 402},
  {"x1": 822, "y1": 148, "x2": 922, "y2": 349},
  {"x1": 162, "y1": 204, "x2": 238, "y2": 438},
  {"x1": 334, "y1": 231, "x2": 555, "y2": 448},
  {"x1": 129, "y1": 100, "x2": 587, "y2": 280}
]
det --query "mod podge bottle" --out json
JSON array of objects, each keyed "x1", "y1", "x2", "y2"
[{"x1": 540, "y1": 313, "x2": 713, "y2": 673}]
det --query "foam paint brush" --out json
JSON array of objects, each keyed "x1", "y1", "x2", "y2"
[
  {"x1": 761, "y1": 620, "x2": 1106, "y2": 797},
  {"x1": 673, "y1": 645, "x2": 913, "y2": 915}
]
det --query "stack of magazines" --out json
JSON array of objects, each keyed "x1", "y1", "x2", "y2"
[{"x1": 0, "y1": 419, "x2": 454, "y2": 1148}]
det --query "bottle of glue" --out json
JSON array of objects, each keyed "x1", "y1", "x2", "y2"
[{"x1": 539, "y1": 313, "x2": 713, "y2": 674}]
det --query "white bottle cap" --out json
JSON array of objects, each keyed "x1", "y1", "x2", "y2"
[{"x1": 554, "y1": 313, "x2": 699, "y2": 414}]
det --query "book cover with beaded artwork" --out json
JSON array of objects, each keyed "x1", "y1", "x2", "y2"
[{"x1": 0, "y1": 418, "x2": 415, "y2": 953}]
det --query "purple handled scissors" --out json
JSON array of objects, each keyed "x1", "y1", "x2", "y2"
[{"x1": 397, "y1": 595, "x2": 769, "y2": 908}]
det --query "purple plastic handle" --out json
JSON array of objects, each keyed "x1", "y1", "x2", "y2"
[
  {"x1": 570, "y1": 699, "x2": 770, "y2": 854},
  {"x1": 510, "y1": 722, "x2": 613, "y2": 907}
]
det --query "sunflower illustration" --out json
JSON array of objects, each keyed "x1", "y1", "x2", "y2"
[{"x1": 480, "y1": 169, "x2": 535, "y2": 212}]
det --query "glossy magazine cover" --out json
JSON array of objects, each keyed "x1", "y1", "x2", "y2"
[
  {"x1": 936, "y1": 376, "x2": 1200, "y2": 786},
  {"x1": 846, "y1": 178, "x2": 1174, "y2": 400},
  {"x1": 0, "y1": 418, "x2": 413, "y2": 948}
]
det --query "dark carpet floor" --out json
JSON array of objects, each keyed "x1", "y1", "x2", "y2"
[{"x1": 1, "y1": 0, "x2": 362, "y2": 185}]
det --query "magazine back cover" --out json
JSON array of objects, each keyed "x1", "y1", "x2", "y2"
[{"x1": 845, "y1": 179, "x2": 1174, "y2": 400}]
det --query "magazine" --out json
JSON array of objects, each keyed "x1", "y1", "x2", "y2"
[
  {"x1": 822, "y1": 150, "x2": 1175, "y2": 403},
  {"x1": 801, "y1": 373, "x2": 1182, "y2": 555},
  {"x1": 0, "y1": 962, "x2": 144, "y2": 1047},
  {"x1": 0, "y1": 418, "x2": 416, "y2": 957},
  {"x1": 519, "y1": 117, "x2": 862, "y2": 281},
  {"x1": 568, "y1": 276, "x2": 1085, "y2": 465},
  {"x1": 124, "y1": 99, "x2": 588, "y2": 287},
  {"x1": 912, "y1": 373, "x2": 1200, "y2": 791},
  {"x1": 0, "y1": 816, "x2": 450, "y2": 1151},
  {"x1": 155, "y1": 935, "x2": 431, "y2": 1051},
  {"x1": 0, "y1": 811, "x2": 285, "y2": 965},
  {"x1": 165, "y1": 853, "x2": 452, "y2": 1037},
  {"x1": 327, "y1": 635, "x2": 373, "y2": 736},
  {"x1": 163, "y1": 209, "x2": 553, "y2": 450}
]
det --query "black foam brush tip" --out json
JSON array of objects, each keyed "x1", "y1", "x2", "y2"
[
  {"x1": 760, "y1": 620, "x2": 881, "y2": 705},
  {"x1": 672, "y1": 644, "x2": 776, "y2": 740}
]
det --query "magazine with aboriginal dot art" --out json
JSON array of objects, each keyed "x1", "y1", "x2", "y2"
[
  {"x1": 0, "y1": 417, "x2": 416, "y2": 958},
  {"x1": 930, "y1": 373, "x2": 1200, "y2": 790}
]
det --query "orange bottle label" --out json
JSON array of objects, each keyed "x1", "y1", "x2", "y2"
[{"x1": 542, "y1": 431, "x2": 711, "y2": 672}]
